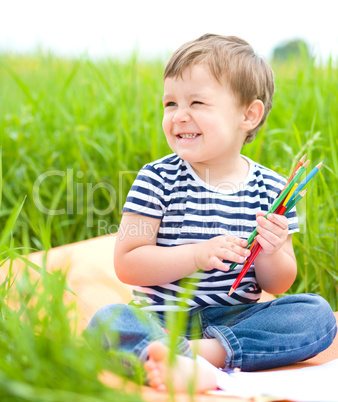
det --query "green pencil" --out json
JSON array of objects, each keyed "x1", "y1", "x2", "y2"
[
  {"x1": 284, "y1": 189, "x2": 307, "y2": 215},
  {"x1": 229, "y1": 160, "x2": 310, "y2": 271}
]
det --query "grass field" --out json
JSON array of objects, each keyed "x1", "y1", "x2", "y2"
[
  {"x1": 0, "y1": 51, "x2": 337, "y2": 399},
  {"x1": 1, "y1": 52, "x2": 336, "y2": 305}
]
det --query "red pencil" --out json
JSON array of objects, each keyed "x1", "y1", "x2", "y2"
[
  {"x1": 228, "y1": 242, "x2": 262, "y2": 296},
  {"x1": 241, "y1": 155, "x2": 306, "y2": 259},
  {"x1": 228, "y1": 199, "x2": 290, "y2": 296},
  {"x1": 227, "y1": 156, "x2": 310, "y2": 296}
]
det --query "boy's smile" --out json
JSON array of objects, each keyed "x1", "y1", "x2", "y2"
[{"x1": 162, "y1": 64, "x2": 249, "y2": 181}]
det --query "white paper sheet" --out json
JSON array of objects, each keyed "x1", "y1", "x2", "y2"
[{"x1": 197, "y1": 356, "x2": 338, "y2": 402}]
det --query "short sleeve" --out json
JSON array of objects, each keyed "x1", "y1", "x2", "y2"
[
  {"x1": 123, "y1": 164, "x2": 166, "y2": 219},
  {"x1": 262, "y1": 169, "x2": 299, "y2": 235}
]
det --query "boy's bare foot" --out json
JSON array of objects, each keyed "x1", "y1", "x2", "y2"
[{"x1": 144, "y1": 341, "x2": 217, "y2": 393}]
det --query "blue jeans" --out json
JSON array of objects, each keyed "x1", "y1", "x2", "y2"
[{"x1": 86, "y1": 293, "x2": 337, "y2": 371}]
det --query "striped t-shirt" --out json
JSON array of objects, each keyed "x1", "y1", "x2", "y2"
[{"x1": 123, "y1": 154, "x2": 299, "y2": 311}]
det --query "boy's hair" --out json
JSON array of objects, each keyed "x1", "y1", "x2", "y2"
[{"x1": 164, "y1": 34, "x2": 274, "y2": 143}]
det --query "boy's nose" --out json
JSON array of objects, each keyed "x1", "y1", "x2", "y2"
[{"x1": 172, "y1": 107, "x2": 191, "y2": 123}]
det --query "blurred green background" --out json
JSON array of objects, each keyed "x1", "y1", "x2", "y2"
[{"x1": 1, "y1": 47, "x2": 337, "y2": 310}]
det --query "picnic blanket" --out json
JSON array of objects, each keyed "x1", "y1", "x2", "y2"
[{"x1": 2, "y1": 234, "x2": 338, "y2": 402}]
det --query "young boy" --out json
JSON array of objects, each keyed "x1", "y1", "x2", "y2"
[{"x1": 87, "y1": 34, "x2": 337, "y2": 393}]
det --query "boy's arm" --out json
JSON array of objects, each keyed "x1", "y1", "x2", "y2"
[
  {"x1": 114, "y1": 212, "x2": 250, "y2": 286},
  {"x1": 254, "y1": 213, "x2": 297, "y2": 294},
  {"x1": 114, "y1": 212, "x2": 200, "y2": 286}
]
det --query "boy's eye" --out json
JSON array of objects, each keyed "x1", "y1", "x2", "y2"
[
  {"x1": 164, "y1": 101, "x2": 177, "y2": 107},
  {"x1": 192, "y1": 101, "x2": 203, "y2": 105}
]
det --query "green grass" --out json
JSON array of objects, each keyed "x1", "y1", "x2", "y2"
[
  {"x1": 0, "y1": 50, "x2": 337, "y2": 397},
  {"x1": 0, "y1": 230, "x2": 144, "y2": 400},
  {"x1": 1, "y1": 52, "x2": 337, "y2": 309},
  {"x1": 0, "y1": 270, "x2": 144, "y2": 401},
  {"x1": 0, "y1": 53, "x2": 168, "y2": 251},
  {"x1": 0, "y1": 172, "x2": 145, "y2": 399}
]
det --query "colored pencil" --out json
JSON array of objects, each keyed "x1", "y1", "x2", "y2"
[
  {"x1": 247, "y1": 167, "x2": 302, "y2": 253},
  {"x1": 278, "y1": 154, "x2": 307, "y2": 203},
  {"x1": 228, "y1": 203, "x2": 288, "y2": 297},
  {"x1": 264, "y1": 160, "x2": 309, "y2": 216},
  {"x1": 284, "y1": 154, "x2": 307, "y2": 188},
  {"x1": 228, "y1": 242, "x2": 261, "y2": 296},
  {"x1": 282, "y1": 183, "x2": 299, "y2": 206},
  {"x1": 286, "y1": 161, "x2": 323, "y2": 206},
  {"x1": 284, "y1": 189, "x2": 307, "y2": 215},
  {"x1": 228, "y1": 188, "x2": 308, "y2": 296},
  {"x1": 244, "y1": 183, "x2": 297, "y2": 257},
  {"x1": 229, "y1": 159, "x2": 310, "y2": 271}
]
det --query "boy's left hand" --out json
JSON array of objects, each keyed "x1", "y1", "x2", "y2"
[{"x1": 255, "y1": 212, "x2": 289, "y2": 255}]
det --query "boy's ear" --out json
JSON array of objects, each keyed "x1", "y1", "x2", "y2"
[{"x1": 240, "y1": 100, "x2": 265, "y2": 131}]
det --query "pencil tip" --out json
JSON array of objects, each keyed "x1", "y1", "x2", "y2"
[
  {"x1": 303, "y1": 160, "x2": 311, "y2": 168},
  {"x1": 317, "y1": 161, "x2": 324, "y2": 168},
  {"x1": 300, "y1": 154, "x2": 307, "y2": 163},
  {"x1": 300, "y1": 189, "x2": 308, "y2": 196},
  {"x1": 228, "y1": 288, "x2": 234, "y2": 297}
]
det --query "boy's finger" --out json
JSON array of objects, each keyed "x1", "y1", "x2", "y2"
[
  {"x1": 267, "y1": 213, "x2": 288, "y2": 230},
  {"x1": 225, "y1": 236, "x2": 248, "y2": 247},
  {"x1": 256, "y1": 225, "x2": 280, "y2": 246},
  {"x1": 222, "y1": 241, "x2": 251, "y2": 257},
  {"x1": 256, "y1": 211, "x2": 266, "y2": 218},
  {"x1": 221, "y1": 249, "x2": 249, "y2": 264},
  {"x1": 257, "y1": 214, "x2": 287, "y2": 233},
  {"x1": 256, "y1": 234, "x2": 274, "y2": 253},
  {"x1": 210, "y1": 257, "x2": 230, "y2": 272}
]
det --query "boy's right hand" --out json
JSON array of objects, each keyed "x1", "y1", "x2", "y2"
[{"x1": 194, "y1": 236, "x2": 250, "y2": 272}]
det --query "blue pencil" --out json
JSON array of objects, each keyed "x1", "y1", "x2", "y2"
[
  {"x1": 229, "y1": 160, "x2": 310, "y2": 271},
  {"x1": 286, "y1": 161, "x2": 323, "y2": 206}
]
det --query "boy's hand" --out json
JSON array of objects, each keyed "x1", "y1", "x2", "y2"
[
  {"x1": 255, "y1": 212, "x2": 289, "y2": 255},
  {"x1": 195, "y1": 236, "x2": 250, "y2": 272}
]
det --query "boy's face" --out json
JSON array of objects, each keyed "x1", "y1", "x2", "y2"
[{"x1": 162, "y1": 64, "x2": 247, "y2": 169}]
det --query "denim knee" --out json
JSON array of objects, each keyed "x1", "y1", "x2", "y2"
[
  {"x1": 259, "y1": 293, "x2": 337, "y2": 366},
  {"x1": 86, "y1": 303, "x2": 193, "y2": 362},
  {"x1": 86, "y1": 304, "x2": 164, "y2": 357},
  {"x1": 300, "y1": 294, "x2": 337, "y2": 348},
  {"x1": 201, "y1": 294, "x2": 337, "y2": 371}
]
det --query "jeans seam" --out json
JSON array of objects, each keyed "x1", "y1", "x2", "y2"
[
  {"x1": 135, "y1": 335, "x2": 168, "y2": 362},
  {"x1": 200, "y1": 309, "x2": 209, "y2": 329},
  {"x1": 212, "y1": 327, "x2": 235, "y2": 366},
  {"x1": 204, "y1": 325, "x2": 243, "y2": 369},
  {"x1": 180, "y1": 341, "x2": 193, "y2": 357}
]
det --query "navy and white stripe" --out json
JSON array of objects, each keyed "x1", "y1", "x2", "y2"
[{"x1": 123, "y1": 154, "x2": 299, "y2": 311}]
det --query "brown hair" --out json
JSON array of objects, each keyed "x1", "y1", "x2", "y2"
[{"x1": 164, "y1": 34, "x2": 274, "y2": 143}]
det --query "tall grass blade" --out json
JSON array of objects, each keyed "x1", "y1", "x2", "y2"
[{"x1": 0, "y1": 197, "x2": 26, "y2": 247}]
